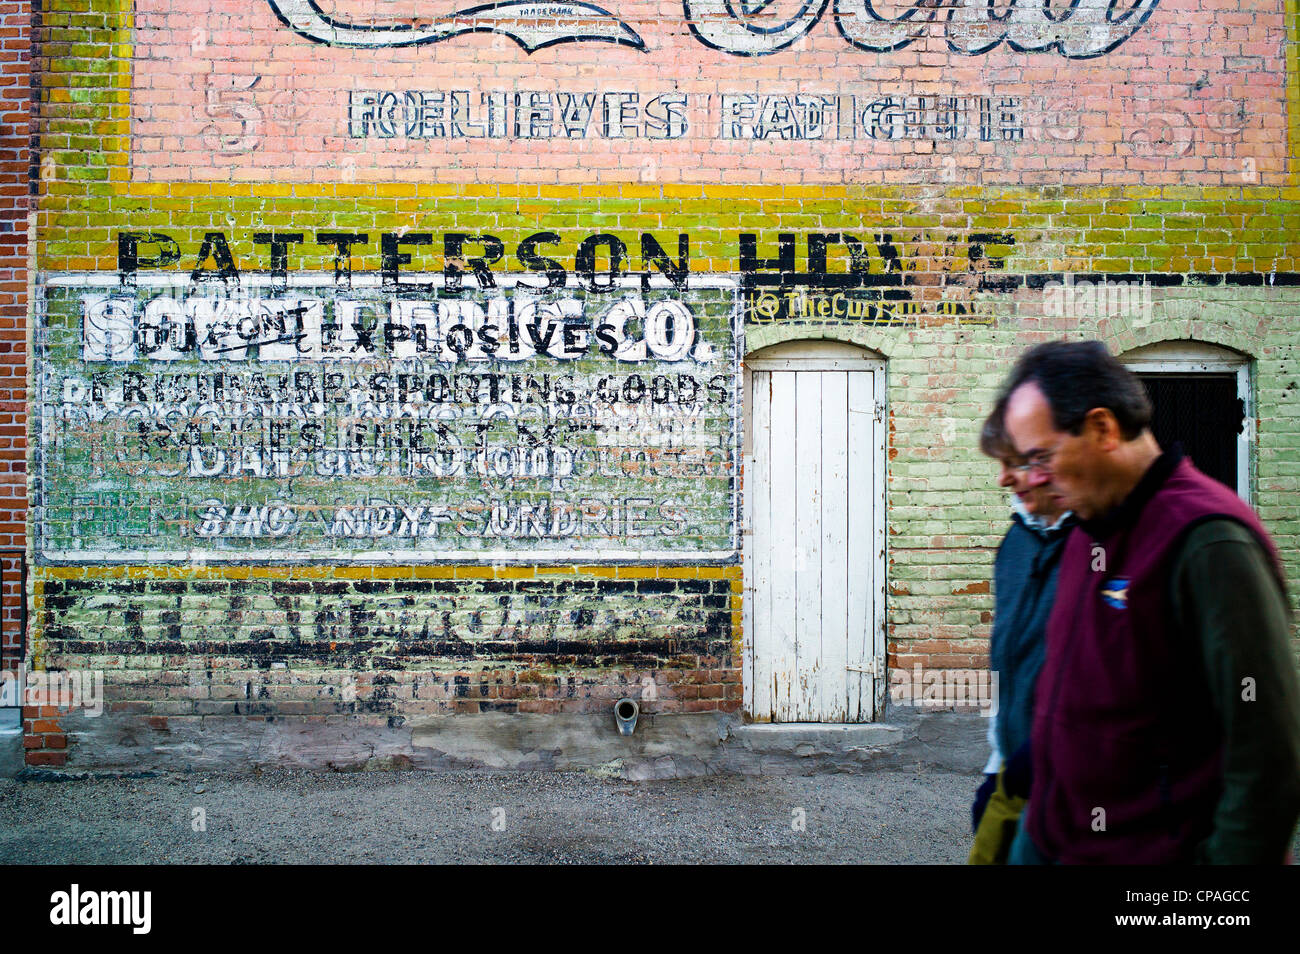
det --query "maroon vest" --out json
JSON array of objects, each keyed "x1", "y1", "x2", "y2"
[{"x1": 1025, "y1": 455, "x2": 1285, "y2": 864}]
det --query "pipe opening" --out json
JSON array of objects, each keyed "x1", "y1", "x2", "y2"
[{"x1": 614, "y1": 697, "x2": 639, "y2": 736}]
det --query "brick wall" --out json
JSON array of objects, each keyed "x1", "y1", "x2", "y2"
[
  {"x1": 0, "y1": 0, "x2": 29, "y2": 678},
  {"x1": 20, "y1": 0, "x2": 1300, "y2": 767}
]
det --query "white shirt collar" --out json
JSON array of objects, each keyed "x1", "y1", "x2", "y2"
[{"x1": 1010, "y1": 492, "x2": 1072, "y2": 532}]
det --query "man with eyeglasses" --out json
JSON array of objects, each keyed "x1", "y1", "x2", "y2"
[
  {"x1": 968, "y1": 408, "x2": 1076, "y2": 864},
  {"x1": 994, "y1": 340, "x2": 1300, "y2": 864}
]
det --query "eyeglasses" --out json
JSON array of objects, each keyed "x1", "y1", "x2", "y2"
[{"x1": 1008, "y1": 440, "x2": 1064, "y2": 475}]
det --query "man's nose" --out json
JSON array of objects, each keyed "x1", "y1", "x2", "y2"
[{"x1": 1025, "y1": 468, "x2": 1052, "y2": 488}]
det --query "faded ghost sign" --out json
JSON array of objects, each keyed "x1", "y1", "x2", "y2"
[
  {"x1": 266, "y1": 0, "x2": 647, "y2": 52},
  {"x1": 687, "y1": 0, "x2": 1163, "y2": 58},
  {"x1": 267, "y1": 0, "x2": 1161, "y2": 57},
  {"x1": 38, "y1": 278, "x2": 740, "y2": 563},
  {"x1": 130, "y1": 0, "x2": 1276, "y2": 186}
]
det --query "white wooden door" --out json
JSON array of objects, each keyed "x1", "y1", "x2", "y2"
[{"x1": 744, "y1": 351, "x2": 884, "y2": 722}]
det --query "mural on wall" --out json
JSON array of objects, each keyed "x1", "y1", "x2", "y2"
[
  {"x1": 267, "y1": 0, "x2": 647, "y2": 51},
  {"x1": 36, "y1": 232, "x2": 741, "y2": 562},
  {"x1": 19, "y1": 0, "x2": 1298, "y2": 769},
  {"x1": 32, "y1": 223, "x2": 1022, "y2": 566},
  {"x1": 267, "y1": 0, "x2": 1161, "y2": 57},
  {"x1": 687, "y1": 0, "x2": 1163, "y2": 58},
  {"x1": 128, "y1": 0, "x2": 1284, "y2": 185}
]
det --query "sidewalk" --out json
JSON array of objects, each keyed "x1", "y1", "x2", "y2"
[{"x1": 0, "y1": 767, "x2": 975, "y2": 864}]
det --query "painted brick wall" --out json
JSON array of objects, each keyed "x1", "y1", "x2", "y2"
[
  {"x1": 41, "y1": 566, "x2": 739, "y2": 710},
  {"x1": 20, "y1": 0, "x2": 1300, "y2": 767},
  {"x1": 0, "y1": 0, "x2": 30, "y2": 678}
]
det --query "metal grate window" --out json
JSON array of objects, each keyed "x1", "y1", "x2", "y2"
[{"x1": 1136, "y1": 373, "x2": 1243, "y2": 492}]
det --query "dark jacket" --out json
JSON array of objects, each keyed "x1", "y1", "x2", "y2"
[{"x1": 991, "y1": 505, "x2": 1075, "y2": 763}]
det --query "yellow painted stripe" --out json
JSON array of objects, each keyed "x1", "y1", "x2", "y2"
[{"x1": 35, "y1": 564, "x2": 742, "y2": 581}]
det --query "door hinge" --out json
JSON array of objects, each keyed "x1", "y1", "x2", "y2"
[{"x1": 847, "y1": 654, "x2": 886, "y2": 676}]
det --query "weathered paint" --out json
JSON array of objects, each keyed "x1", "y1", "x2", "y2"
[{"x1": 18, "y1": 0, "x2": 1300, "y2": 766}]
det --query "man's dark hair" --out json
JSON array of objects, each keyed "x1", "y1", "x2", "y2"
[
  {"x1": 979, "y1": 399, "x2": 1015, "y2": 460},
  {"x1": 998, "y1": 340, "x2": 1152, "y2": 440}
]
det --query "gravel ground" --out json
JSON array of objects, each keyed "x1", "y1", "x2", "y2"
[{"x1": 0, "y1": 768, "x2": 975, "y2": 864}]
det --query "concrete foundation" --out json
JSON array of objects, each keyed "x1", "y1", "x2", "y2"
[
  {"x1": 0, "y1": 708, "x2": 21, "y2": 778},
  {"x1": 17, "y1": 705, "x2": 988, "y2": 780}
]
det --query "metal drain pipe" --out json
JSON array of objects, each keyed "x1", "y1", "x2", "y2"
[{"x1": 614, "y1": 698, "x2": 639, "y2": 736}]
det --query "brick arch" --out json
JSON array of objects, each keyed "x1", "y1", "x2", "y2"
[
  {"x1": 1118, "y1": 337, "x2": 1253, "y2": 363},
  {"x1": 1096, "y1": 303, "x2": 1260, "y2": 362},
  {"x1": 743, "y1": 323, "x2": 895, "y2": 360}
]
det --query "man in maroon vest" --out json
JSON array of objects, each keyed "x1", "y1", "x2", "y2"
[{"x1": 996, "y1": 340, "x2": 1300, "y2": 864}]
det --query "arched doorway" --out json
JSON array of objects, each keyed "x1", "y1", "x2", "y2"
[
  {"x1": 1121, "y1": 340, "x2": 1251, "y2": 500},
  {"x1": 743, "y1": 340, "x2": 887, "y2": 722}
]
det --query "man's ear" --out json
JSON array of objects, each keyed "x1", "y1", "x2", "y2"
[{"x1": 1084, "y1": 407, "x2": 1122, "y2": 450}]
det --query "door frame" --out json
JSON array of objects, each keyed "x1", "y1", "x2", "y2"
[
  {"x1": 1121, "y1": 340, "x2": 1252, "y2": 503},
  {"x1": 741, "y1": 340, "x2": 888, "y2": 722}
]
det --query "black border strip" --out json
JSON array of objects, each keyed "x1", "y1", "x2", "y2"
[
  {"x1": 982, "y1": 272, "x2": 1300, "y2": 292},
  {"x1": 741, "y1": 272, "x2": 1300, "y2": 292}
]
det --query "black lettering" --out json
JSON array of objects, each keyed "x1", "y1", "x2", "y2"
[
  {"x1": 967, "y1": 232, "x2": 1015, "y2": 268},
  {"x1": 350, "y1": 305, "x2": 379, "y2": 355},
  {"x1": 651, "y1": 375, "x2": 674, "y2": 404},
  {"x1": 122, "y1": 371, "x2": 147, "y2": 403},
  {"x1": 640, "y1": 233, "x2": 689, "y2": 291},
  {"x1": 809, "y1": 233, "x2": 872, "y2": 274},
  {"x1": 875, "y1": 233, "x2": 902, "y2": 273},
  {"x1": 118, "y1": 232, "x2": 180, "y2": 285},
  {"x1": 253, "y1": 232, "x2": 304, "y2": 287},
  {"x1": 525, "y1": 315, "x2": 557, "y2": 353},
  {"x1": 381, "y1": 232, "x2": 434, "y2": 290},
  {"x1": 300, "y1": 423, "x2": 321, "y2": 452},
  {"x1": 595, "y1": 322, "x2": 619, "y2": 355},
  {"x1": 293, "y1": 371, "x2": 319, "y2": 403},
  {"x1": 516, "y1": 231, "x2": 567, "y2": 290},
  {"x1": 383, "y1": 319, "x2": 411, "y2": 352},
  {"x1": 575, "y1": 233, "x2": 626, "y2": 292},
  {"x1": 562, "y1": 323, "x2": 585, "y2": 354},
  {"x1": 555, "y1": 375, "x2": 576, "y2": 405},
  {"x1": 444, "y1": 233, "x2": 505, "y2": 292},
  {"x1": 595, "y1": 376, "x2": 619, "y2": 403},
  {"x1": 445, "y1": 323, "x2": 474, "y2": 358},
  {"x1": 323, "y1": 372, "x2": 345, "y2": 403},
  {"x1": 190, "y1": 232, "x2": 240, "y2": 284},
  {"x1": 739, "y1": 233, "x2": 796, "y2": 274},
  {"x1": 315, "y1": 232, "x2": 369, "y2": 289}
]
